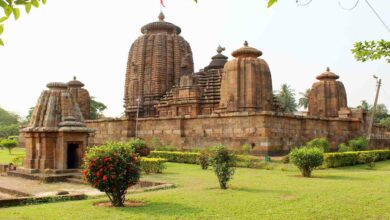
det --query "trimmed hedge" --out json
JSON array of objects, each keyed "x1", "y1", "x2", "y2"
[
  {"x1": 140, "y1": 158, "x2": 168, "y2": 174},
  {"x1": 324, "y1": 150, "x2": 390, "y2": 168},
  {"x1": 149, "y1": 151, "x2": 200, "y2": 164}
]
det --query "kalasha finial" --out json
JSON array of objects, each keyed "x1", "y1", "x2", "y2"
[
  {"x1": 73, "y1": 76, "x2": 76, "y2": 80},
  {"x1": 326, "y1": 67, "x2": 330, "y2": 72},
  {"x1": 158, "y1": 12, "x2": 165, "y2": 21},
  {"x1": 217, "y1": 45, "x2": 226, "y2": 54},
  {"x1": 244, "y1": 41, "x2": 248, "y2": 47}
]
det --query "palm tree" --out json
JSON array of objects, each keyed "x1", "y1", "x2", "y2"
[
  {"x1": 298, "y1": 88, "x2": 311, "y2": 110},
  {"x1": 275, "y1": 84, "x2": 298, "y2": 113}
]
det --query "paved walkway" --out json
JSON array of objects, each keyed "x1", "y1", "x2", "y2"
[{"x1": 0, "y1": 176, "x2": 102, "y2": 197}]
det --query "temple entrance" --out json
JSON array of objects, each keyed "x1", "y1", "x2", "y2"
[{"x1": 67, "y1": 143, "x2": 80, "y2": 169}]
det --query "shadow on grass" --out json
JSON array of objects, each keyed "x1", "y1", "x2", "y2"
[
  {"x1": 205, "y1": 186, "x2": 287, "y2": 194},
  {"x1": 286, "y1": 174, "x2": 364, "y2": 181},
  {"x1": 117, "y1": 201, "x2": 202, "y2": 216}
]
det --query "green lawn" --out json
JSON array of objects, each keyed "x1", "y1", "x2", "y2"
[
  {"x1": 0, "y1": 147, "x2": 25, "y2": 165},
  {"x1": 1, "y1": 161, "x2": 390, "y2": 219}
]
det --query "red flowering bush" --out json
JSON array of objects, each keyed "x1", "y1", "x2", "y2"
[
  {"x1": 83, "y1": 142, "x2": 140, "y2": 207},
  {"x1": 128, "y1": 139, "x2": 151, "y2": 157}
]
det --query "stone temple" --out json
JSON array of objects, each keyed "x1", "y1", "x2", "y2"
[{"x1": 21, "y1": 13, "x2": 389, "y2": 171}]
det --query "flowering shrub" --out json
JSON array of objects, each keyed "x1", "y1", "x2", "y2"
[
  {"x1": 128, "y1": 139, "x2": 151, "y2": 157},
  {"x1": 140, "y1": 158, "x2": 167, "y2": 173},
  {"x1": 83, "y1": 142, "x2": 140, "y2": 207}
]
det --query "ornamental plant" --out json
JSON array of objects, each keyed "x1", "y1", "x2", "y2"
[
  {"x1": 198, "y1": 151, "x2": 210, "y2": 170},
  {"x1": 128, "y1": 139, "x2": 150, "y2": 157},
  {"x1": 348, "y1": 137, "x2": 368, "y2": 151},
  {"x1": 210, "y1": 145, "x2": 236, "y2": 189},
  {"x1": 0, "y1": 139, "x2": 17, "y2": 154},
  {"x1": 358, "y1": 152, "x2": 378, "y2": 168},
  {"x1": 289, "y1": 147, "x2": 324, "y2": 177},
  {"x1": 306, "y1": 137, "x2": 330, "y2": 152},
  {"x1": 83, "y1": 142, "x2": 140, "y2": 207}
]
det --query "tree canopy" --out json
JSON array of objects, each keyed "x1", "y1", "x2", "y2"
[
  {"x1": 352, "y1": 40, "x2": 390, "y2": 63},
  {"x1": 90, "y1": 97, "x2": 107, "y2": 120},
  {"x1": 275, "y1": 84, "x2": 298, "y2": 113},
  {"x1": 0, "y1": 0, "x2": 46, "y2": 46}
]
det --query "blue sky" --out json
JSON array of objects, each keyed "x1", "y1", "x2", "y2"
[{"x1": 0, "y1": 0, "x2": 389, "y2": 117}]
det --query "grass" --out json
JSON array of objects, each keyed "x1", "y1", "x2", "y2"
[
  {"x1": 1, "y1": 160, "x2": 390, "y2": 219},
  {"x1": 0, "y1": 147, "x2": 25, "y2": 165}
]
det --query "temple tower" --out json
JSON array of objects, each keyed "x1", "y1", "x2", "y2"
[
  {"x1": 22, "y1": 82, "x2": 93, "y2": 172},
  {"x1": 308, "y1": 67, "x2": 348, "y2": 117},
  {"x1": 219, "y1": 41, "x2": 273, "y2": 112},
  {"x1": 67, "y1": 76, "x2": 91, "y2": 120},
  {"x1": 124, "y1": 12, "x2": 194, "y2": 118}
]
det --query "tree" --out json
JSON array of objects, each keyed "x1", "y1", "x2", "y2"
[
  {"x1": 210, "y1": 145, "x2": 235, "y2": 189},
  {"x1": 357, "y1": 101, "x2": 390, "y2": 124},
  {"x1": 0, "y1": 0, "x2": 47, "y2": 46},
  {"x1": 0, "y1": 107, "x2": 19, "y2": 125},
  {"x1": 298, "y1": 88, "x2": 310, "y2": 110},
  {"x1": 352, "y1": 40, "x2": 390, "y2": 63},
  {"x1": 90, "y1": 97, "x2": 107, "y2": 120},
  {"x1": 275, "y1": 84, "x2": 298, "y2": 113},
  {"x1": 0, "y1": 139, "x2": 18, "y2": 154},
  {"x1": 357, "y1": 100, "x2": 370, "y2": 111}
]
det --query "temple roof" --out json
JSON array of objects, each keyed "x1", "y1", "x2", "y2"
[
  {"x1": 316, "y1": 67, "x2": 340, "y2": 80},
  {"x1": 232, "y1": 41, "x2": 263, "y2": 58},
  {"x1": 141, "y1": 12, "x2": 181, "y2": 34},
  {"x1": 67, "y1": 76, "x2": 85, "y2": 88},
  {"x1": 206, "y1": 45, "x2": 228, "y2": 70}
]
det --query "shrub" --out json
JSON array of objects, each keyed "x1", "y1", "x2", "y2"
[
  {"x1": 338, "y1": 143, "x2": 350, "y2": 152},
  {"x1": 242, "y1": 144, "x2": 251, "y2": 155},
  {"x1": 323, "y1": 150, "x2": 390, "y2": 168},
  {"x1": 149, "y1": 151, "x2": 200, "y2": 164},
  {"x1": 154, "y1": 145, "x2": 177, "y2": 151},
  {"x1": 358, "y1": 152, "x2": 378, "y2": 168},
  {"x1": 289, "y1": 147, "x2": 324, "y2": 177},
  {"x1": 235, "y1": 155, "x2": 266, "y2": 169},
  {"x1": 348, "y1": 137, "x2": 369, "y2": 151},
  {"x1": 198, "y1": 151, "x2": 210, "y2": 170},
  {"x1": 140, "y1": 158, "x2": 167, "y2": 174},
  {"x1": 0, "y1": 139, "x2": 17, "y2": 154},
  {"x1": 306, "y1": 137, "x2": 330, "y2": 152},
  {"x1": 210, "y1": 146, "x2": 236, "y2": 189},
  {"x1": 82, "y1": 142, "x2": 140, "y2": 207},
  {"x1": 281, "y1": 155, "x2": 290, "y2": 164},
  {"x1": 128, "y1": 139, "x2": 150, "y2": 157}
]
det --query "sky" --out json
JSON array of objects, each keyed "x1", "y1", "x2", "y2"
[{"x1": 0, "y1": 0, "x2": 389, "y2": 117}]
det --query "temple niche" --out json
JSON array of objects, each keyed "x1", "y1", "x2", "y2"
[
  {"x1": 308, "y1": 67, "x2": 348, "y2": 117},
  {"x1": 21, "y1": 82, "x2": 93, "y2": 173},
  {"x1": 124, "y1": 12, "x2": 194, "y2": 118},
  {"x1": 219, "y1": 41, "x2": 273, "y2": 112}
]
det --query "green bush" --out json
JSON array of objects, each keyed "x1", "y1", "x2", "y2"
[
  {"x1": 0, "y1": 124, "x2": 19, "y2": 139},
  {"x1": 210, "y1": 146, "x2": 236, "y2": 189},
  {"x1": 281, "y1": 155, "x2": 290, "y2": 164},
  {"x1": 82, "y1": 142, "x2": 140, "y2": 207},
  {"x1": 149, "y1": 151, "x2": 200, "y2": 164},
  {"x1": 289, "y1": 147, "x2": 324, "y2": 177},
  {"x1": 127, "y1": 139, "x2": 150, "y2": 157},
  {"x1": 306, "y1": 137, "x2": 330, "y2": 152},
  {"x1": 198, "y1": 151, "x2": 210, "y2": 170},
  {"x1": 323, "y1": 150, "x2": 390, "y2": 168},
  {"x1": 140, "y1": 158, "x2": 167, "y2": 173},
  {"x1": 358, "y1": 152, "x2": 378, "y2": 168},
  {"x1": 338, "y1": 143, "x2": 350, "y2": 152},
  {"x1": 348, "y1": 137, "x2": 369, "y2": 151},
  {"x1": 234, "y1": 155, "x2": 267, "y2": 169},
  {"x1": 0, "y1": 139, "x2": 18, "y2": 154},
  {"x1": 242, "y1": 144, "x2": 251, "y2": 155},
  {"x1": 154, "y1": 145, "x2": 177, "y2": 151}
]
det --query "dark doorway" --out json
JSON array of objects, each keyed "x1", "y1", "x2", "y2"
[{"x1": 67, "y1": 143, "x2": 79, "y2": 169}]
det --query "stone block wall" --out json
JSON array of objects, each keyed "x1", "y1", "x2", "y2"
[{"x1": 85, "y1": 113, "x2": 390, "y2": 155}]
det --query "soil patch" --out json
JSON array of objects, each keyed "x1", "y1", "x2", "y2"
[{"x1": 94, "y1": 200, "x2": 147, "y2": 208}]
